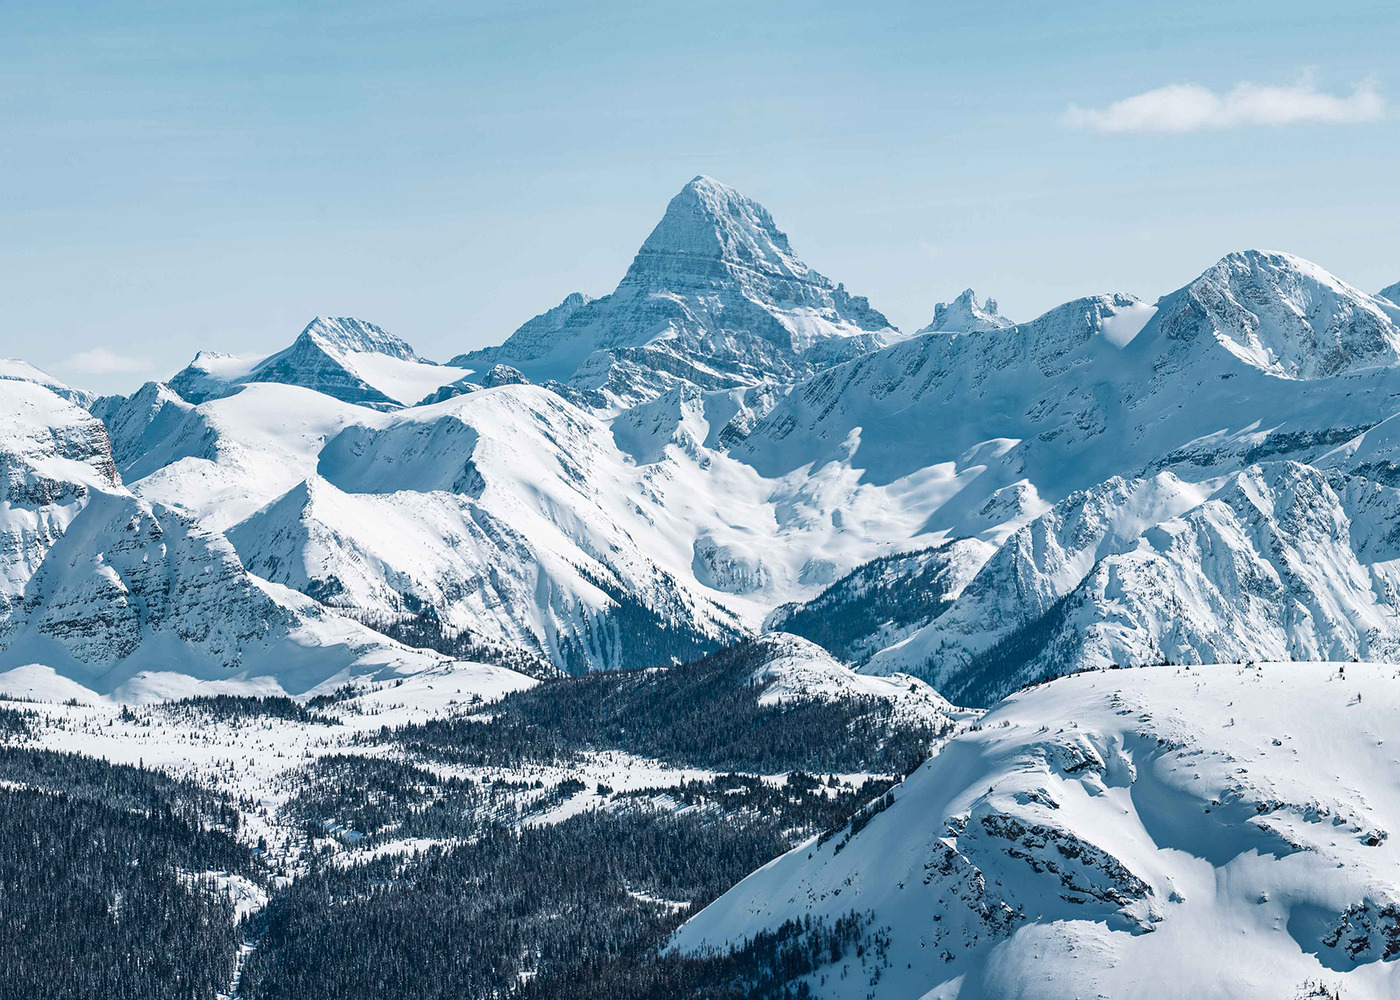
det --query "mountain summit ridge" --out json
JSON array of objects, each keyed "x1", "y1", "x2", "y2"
[
  {"x1": 917, "y1": 288, "x2": 1014, "y2": 333},
  {"x1": 453, "y1": 175, "x2": 902, "y2": 404},
  {"x1": 166, "y1": 315, "x2": 469, "y2": 410}
]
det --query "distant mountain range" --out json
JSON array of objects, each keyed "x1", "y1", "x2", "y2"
[{"x1": 2, "y1": 176, "x2": 1399, "y2": 708}]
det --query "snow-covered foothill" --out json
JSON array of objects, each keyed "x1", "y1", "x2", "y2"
[{"x1": 675, "y1": 661, "x2": 1400, "y2": 1000}]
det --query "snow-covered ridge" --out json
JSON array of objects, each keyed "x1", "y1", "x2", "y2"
[
  {"x1": 675, "y1": 661, "x2": 1400, "y2": 999},
  {"x1": 0, "y1": 379, "x2": 462, "y2": 700},
  {"x1": 744, "y1": 632, "x2": 956, "y2": 723},
  {"x1": 863, "y1": 461, "x2": 1400, "y2": 704},
  {"x1": 167, "y1": 316, "x2": 471, "y2": 409},
  {"x1": 0, "y1": 358, "x2": 95, "y2": 408},
  {"x1": 1153, "y1": 249, "x2": 1400, "y2": 379}
]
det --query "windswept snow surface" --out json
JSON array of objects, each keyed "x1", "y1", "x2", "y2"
[{"x1": 675, "y1": 661, "x2": 1400, "y2": 1000}]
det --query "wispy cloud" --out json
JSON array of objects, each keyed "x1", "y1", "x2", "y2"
[
  {"x1": 1062, "y1": 78, "x2": 1384, "y2": 134},
  {"x1": 64, "y1": 348, "x2": 154, "y2": 375}
]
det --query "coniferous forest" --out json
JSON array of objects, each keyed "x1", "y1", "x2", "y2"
[{"x1": 0, "y1": 639, "x2": 937, "y2": 999}]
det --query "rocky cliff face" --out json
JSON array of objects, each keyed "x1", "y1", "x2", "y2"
[{"x1": 454, "y1": 176, "x2": 902, "y2": 405}]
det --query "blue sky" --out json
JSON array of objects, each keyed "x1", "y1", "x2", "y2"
[{"x1": 3, "y1": 1, "x2": 1398, "y2": 392}]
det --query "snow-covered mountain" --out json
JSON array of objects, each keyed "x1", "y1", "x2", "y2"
[
  {"x1": 862, "y1": 462, "x2": 1400, "y2": 704},
  {"x1": 453, "y1": 176, "x2": 903, "y2": 406},
  {"x1": 1379, "y1": 280, "x2": 1400, "y2": 305},
  {"x1": 0, "y1": 377, "x2": 456, "y2": 700},
  {"x1": 916, "y1": 288, "x2": 1014, "y2": 333},
  {"x1": 0, "y1": 358, "x2": 95, "y2": 408},
  {"x1": 1172, "y1": 250, "x2": 1400, "y2": 379},
  {"x1": 229, "y1": 384, "x2": 743, "y2": 671},
  {"x1": 12, "y1": 177, "x2": 1400, "y2": 998},
  {"x1": 675, "y1": 660, "x2": 1400, "y2": 999},
  {"x1": 707, "y1": 250, "x2": 1400, "y2": 702},
  {"x1": 168, "y1": 316, "x2": 471, "y2": 409},
  {"x1": 17, "y1": 175, "x2": 1400, "y2": 713}
]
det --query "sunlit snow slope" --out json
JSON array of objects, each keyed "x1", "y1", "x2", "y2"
[{"x1": 676, "y1": 661, "x2": 1400, "y2": 1000}]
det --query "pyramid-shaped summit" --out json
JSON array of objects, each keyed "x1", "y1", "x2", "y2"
[
  {"x1": 455, "y1": 176, "x2": 902, "y2": 404},
  {"x1": 633, "y1": 175, "x2": 808, "y2": 281}
]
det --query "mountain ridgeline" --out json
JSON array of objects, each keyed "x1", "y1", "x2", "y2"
[
  {"x1": 4, "y1": 178, "x2": 1400, "y2": 709},
  {"x1": 5, "y1": 176, "x2": 1400, "y2": 1000}
]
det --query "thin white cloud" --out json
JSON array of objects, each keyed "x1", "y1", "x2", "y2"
[
  {"x1": 64, "y1": 348, "x2": 154, "y2": 375},
  {"x1": 1063, "y1": 78, "x2": 1384, "y2": 133}
]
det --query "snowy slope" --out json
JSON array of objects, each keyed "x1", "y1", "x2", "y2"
[
  {"x1": 227, "y1": 384, "x2": 744, "y2": 670},
  {"x1": 453, "y1": 176, "x2": 902, "y2": 404},
  {"x1": 746, "y1": 632, "x2": 958, "y2": 722},
  {"x1": 0, "y1": 358, "x2": 95, "y2": 407},
  {"x1": 675, "y1": 661, "x2": 1400, "y2": 1000},
  {"x1": 916, "y1": 288, "x2": 1014, "y2": 333},
  {"x1": 167, "y1": 316, "x2": 471, "y2": 409},
  {"x1": 90, "y1": 380, "x2": 194, "y2": 469},
  {"x1": 0, "y1": 379, "x2": 119, "y2": 610},
  {"x1": 109, "y1": 366, "x2": 987, "y2": 674},
  {"x1": 0, "y1": 379, "x2": 457, "y2": 699},
  {"x1": 119, "y1": 382, "x2": 374, "y2": 532},
  {"x1": 865, "y1": 463, "x2": 1400, "y2": 703},
  {"x1": 1379, "y1": 281, "x2": 1400, "y2": 305}
]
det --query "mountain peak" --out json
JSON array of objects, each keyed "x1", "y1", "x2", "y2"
[
  {"x1": 918, "y1": 288, "x2": 1014, "y2": 333},
  {"x1": 298, "y1": 316, "x2": 419, "y2": 361},
  {"x1": 1378, "y1": 279, "x2": 1400, "y2": 304},
  {"x1": 453, "y1": 176, "x2": 898, "y2": 395},
  {"x1": 636, "y1": 175, "x2": 804, "y2": 281},
  {"x1": 1155, "y1": 249, "x2": 1400, "y2": 379},
  {"x1": 164, "y1": 316, "x2": 464, "y2": 409}
]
